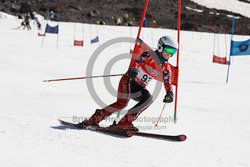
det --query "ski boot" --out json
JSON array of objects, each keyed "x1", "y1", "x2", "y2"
[
  {"x1": 116, "y1": 114, "x2": 139, "y2": 132},
  {"x1": 81, "y1": 109, "x2": 111, "y2": 127}
]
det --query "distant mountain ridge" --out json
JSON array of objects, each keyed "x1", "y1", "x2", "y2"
[{"x1": 0, "y1": 0, "x2": 249, "y2": 35}]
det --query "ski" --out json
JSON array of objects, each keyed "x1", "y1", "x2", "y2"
[
  {"x1": 133, "y1": 131, "x2": 186, "y2": 141},
  {"x1": 58, "y1": 119, "x2": 186, "y2": 142},
  {"x1": 58, "y1": 119, "x2": 133, "y2": 138}
]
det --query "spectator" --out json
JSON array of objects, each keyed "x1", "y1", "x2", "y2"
[
  {"x1": 152, "y1": 19, "x2": 157, "y2": 27},
  {"x1": 116, "y1": 16, "x2": 122, "y2": 26},
  {"x1": 122, "y1": 13, "x2": 129, "y2": 25},
  {"x1": 143, "y1": 17, "x2": 149, "y2": 27},
  {"x1": 22, "y1": 14, "x2": 31, "y2": 30},
  {"x1": 34, "y1": 17, "x2": 41, "y2": 30},
  {"x1": 48, "y1": 10, "x2": 54, "y2": 21}
]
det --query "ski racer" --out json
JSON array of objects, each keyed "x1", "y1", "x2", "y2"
[{"x1": 82, "y1": 35, "x2": 178, "y2": 131}]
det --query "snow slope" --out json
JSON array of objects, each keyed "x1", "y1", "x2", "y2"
[
  {"x1": 0, "y1": 11, "x2": 16, "y2": 19},
  {"x1": 190, "y1": 0, "x2": 250, "y2": 18},
  {"x1": 1, "y1": 13, "x2": 250, "y2": 167}
]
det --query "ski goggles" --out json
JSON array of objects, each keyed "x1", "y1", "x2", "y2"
[{"x1": 164, "y1": 47, "x2": 177, "y2": 55}]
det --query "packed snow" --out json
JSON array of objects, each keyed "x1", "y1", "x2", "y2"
[
  {"x1": 190, "y1": 0, "x2": 250, "y2": 18},
  {"x1": 1, "y1": 9, "x2": 250, "y2": 167}
]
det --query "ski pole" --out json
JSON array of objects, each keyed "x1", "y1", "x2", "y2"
[
  {"x1": 155, "y1": 103, "x2": 166, "y2": 127},
  {"x1": 43, "y1": 73, "x2": 124, "y2": 82}
]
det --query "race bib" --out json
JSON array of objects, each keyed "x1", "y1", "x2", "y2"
[{"x1": 137, "y1": 67, "x2": 152, "y2": 85}]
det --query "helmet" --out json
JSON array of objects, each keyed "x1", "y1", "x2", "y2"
[{"x1": 157, "y1": 36, "x2": 178, "y2": 54}]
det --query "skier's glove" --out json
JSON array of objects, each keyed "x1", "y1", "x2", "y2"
[
  {"x1": 163, "y1": 91, "x2": 174, "y2": 103},
  {"x1": 127, "y1": 68, "x2": 138, "y2": 79}
]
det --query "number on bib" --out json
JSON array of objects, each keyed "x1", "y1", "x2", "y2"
[{"x1": 137, "y1": 68, "x2": 152, "y2": 84}]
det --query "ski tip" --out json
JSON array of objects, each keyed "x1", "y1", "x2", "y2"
[
  {"x1": 179, "y1": 135, "x2": 187, "y2": 141},
  {"x1": 58, "y1": 119, "x2": 62, "y2": 122}
]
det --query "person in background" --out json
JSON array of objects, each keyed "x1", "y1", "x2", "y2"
[
  {"x1": 34, "y1": 17, "x2": 41, "y2": 30},
  {"x1": 143, "y1": 17, "x2": 149, "y2": 27},
  {"x1": 48, "y1": 10, "x2": 54, "y2": 21},
  {"x1": 22, "y1": 14, "x2": 31, "y2": 30}
]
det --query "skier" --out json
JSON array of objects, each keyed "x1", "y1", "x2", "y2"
[
  {"x1": 82, "y1": 36, "x2": 178, "y2": 131},
  {"x1": 34, "y1": 17, "x2": 41, "y2": 30},
  {"x1": 23, "y1": 14, "x2": 31, "y2": 30}
]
